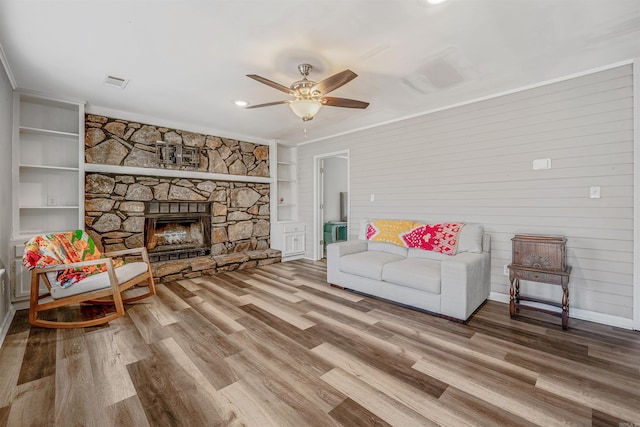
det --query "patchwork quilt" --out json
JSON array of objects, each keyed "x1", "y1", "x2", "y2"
[
  {"x1": 22, "y1": 230, "x2": 124, "y2": 288},
  {"x1": 366, "y1": 220, "x2": 463, "y2": 255}
]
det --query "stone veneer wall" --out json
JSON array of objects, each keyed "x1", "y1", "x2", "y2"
[
  {"x1": 85, "y1": 114, "x2": 269, "y2": 177},
  {"x1": 85, "y1": 173, "x2": 280, "y2": 282},
  {"x1": 84, "y1": 115, "x2": 280, "y2": 282}
]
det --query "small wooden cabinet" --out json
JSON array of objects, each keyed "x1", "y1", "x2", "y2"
[{"x1": 508, "y1": 235, "x2": 571, "y2": 329}]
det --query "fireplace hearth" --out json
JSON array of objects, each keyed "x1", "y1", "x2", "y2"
[{"x1": 144, "y1": 201, "x2": 211, "y2": 262}]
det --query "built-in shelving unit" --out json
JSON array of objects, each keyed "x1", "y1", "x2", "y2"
[
  {"x1": 271, "y1": 143, "x2": 305, "y2": 261},
  {"x1": 10, "y1": 92, "x2": 85, "y2": 301},
  {"x1": 276, "y1": 144, "x2": 297, "y2": 222}
]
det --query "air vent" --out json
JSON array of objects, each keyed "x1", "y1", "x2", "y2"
[{"x1": 103, "y1": 74, "x2": 129, "y2": 89}]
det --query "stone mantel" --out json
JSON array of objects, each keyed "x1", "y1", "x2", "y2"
[{"x1": 84, "y1": 163, "x2": 272, "y2": 184}]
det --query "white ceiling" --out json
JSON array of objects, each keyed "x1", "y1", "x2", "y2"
[{"x1": 1, "y1": 0, "x2": 639, "y2": 145}]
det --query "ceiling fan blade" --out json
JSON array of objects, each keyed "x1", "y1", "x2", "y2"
[
  {"x1": 247, "y1": 74, "x2": 293, "y2": 94},
  {"x1": 321, "y1": 97, "x2": 369, "y2": 109},
  {"x1": 244, "y1": 100, "x2": 289, "y2": 109},
  {"x1": 311, "y1": 70, "x2": 357, "y2": 95}
]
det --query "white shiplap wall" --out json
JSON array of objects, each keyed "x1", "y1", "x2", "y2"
[{"x1": 296, "y1": 64, "x2": 634, "y2": 322}]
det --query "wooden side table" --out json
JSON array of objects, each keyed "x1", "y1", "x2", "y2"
[{"x1": 508, "y1": 235, "x2": 572, "y2": 330}]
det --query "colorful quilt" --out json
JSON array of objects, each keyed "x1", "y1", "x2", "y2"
[
  {"x1": 366, "y1": 220, "x2": 463, "y2": 255},
  {"x1": 366, "y1": 220, "x2": 421, "y2": 246},
  {"x1": 22, "y1": 230, "x2": 124, "y2": 288}
]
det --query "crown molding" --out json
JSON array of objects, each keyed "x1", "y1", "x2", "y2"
[{"x1": 0, "y1": 42, "x2": 17, "y2": 90}]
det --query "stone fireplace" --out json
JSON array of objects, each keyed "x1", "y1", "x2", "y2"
[
  {"x1": 144, "y1": 201, "x2": 212, "y2": 262},
  {"x1": 84, "y1": 114, "x2": 280, "y2": 283}
]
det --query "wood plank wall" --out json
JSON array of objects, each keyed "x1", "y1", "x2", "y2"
[{"x1": 296, "y1": 64, "x2": 634, "y2": 322}]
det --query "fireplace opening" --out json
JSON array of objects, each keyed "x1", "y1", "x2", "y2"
[{"x1": 144, "y1": 201, "x2": 212, "y2": 262}]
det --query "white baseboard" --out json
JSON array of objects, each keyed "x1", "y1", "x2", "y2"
[
  {"x1": 0, "y1": 304, "x2": 17, "y2": 349},
  {"x1": 489, "y1": 292, "x2": 634, "y2": 330}
]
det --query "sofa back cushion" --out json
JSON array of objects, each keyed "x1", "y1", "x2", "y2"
[
  {"x1": 407, "y1": 248, "x2": 450, "y2": 261},
  {"x1": 359, "y1": 219, "x2": 484, "y2": 254},
  {"x1": 367, "y1": 241, "x2": 408, "y2": 257},
  {"x1": 457, "y1": 223, "x2": 484, "y2": 253}
]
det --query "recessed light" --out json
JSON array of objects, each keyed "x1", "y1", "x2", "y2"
[
  {"x1": 234, "y1": 100, "x2": 249, "y2": 107},
  {"x1": 427, "y1": 0, "x2": 448, "y2": 4}
]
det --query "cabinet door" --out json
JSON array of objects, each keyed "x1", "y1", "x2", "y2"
[
  {"x1": 283, "y1": 231, "x2": 305, "y2": 256},
  {"x1": 292, "y1": 231, "x2": 305, "y2": 254},
  {"x1": 12, "y1": 259, "x2": 33, "y2": 300},
  {"x1": 283, "y1": 233, "x2": 297, "y2": 256}
]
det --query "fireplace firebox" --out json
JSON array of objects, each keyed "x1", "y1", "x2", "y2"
[{"x1": 144, "y1": 201, "x2": 211, "y2": 262}]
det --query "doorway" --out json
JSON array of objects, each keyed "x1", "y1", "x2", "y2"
[{"x1": 313, "y1": 150, "x2": 349, "y2": 260}]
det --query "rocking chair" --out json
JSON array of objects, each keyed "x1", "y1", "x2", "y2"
[{"x1": 23, "y1": 230, "x2": 156, "y2": 328}]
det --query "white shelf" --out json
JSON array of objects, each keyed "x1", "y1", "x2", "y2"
[
  {"x1": 274, "y1": 144, "x2": 297, "y2": 223},
  {"x1": 20, "y1": 126, "x2": 79, "y2": 138},
  {"x1": 20, "y1": 164, "x2": 80, "y2": 171},
  {"x1": 12, "y1": 92, "x2": 85, "y2": 303},
  {"x1": 84, "y1": 163, "x2": 270, "y2": 183},
  {"x1": 20, "y1": 205, "x2": 80, "y2": 209}
]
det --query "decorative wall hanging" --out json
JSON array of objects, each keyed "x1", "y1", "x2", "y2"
[{"x1": 155, "y1": 141, "x2": 200, "y2": 169}]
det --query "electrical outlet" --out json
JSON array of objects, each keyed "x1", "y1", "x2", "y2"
[
  {"x1": 503, "y1": 265, "x2": 509, "y2": 276},
  {"x1": 48, "y1": 195, "x2": 57, "y2": 206}
]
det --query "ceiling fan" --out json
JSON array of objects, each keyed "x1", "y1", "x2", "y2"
[{"x1": 245, "y1": 63, "x2": 369, "y2": 121}]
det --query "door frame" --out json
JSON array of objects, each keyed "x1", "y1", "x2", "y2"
[{"x1": 312, "y1": 150, "x2": 350, "y2": 261}]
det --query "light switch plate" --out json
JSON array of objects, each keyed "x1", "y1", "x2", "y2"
[
  {"x1": 533, "y1": 158, "x2": 551, "y2": 170},
  {"x1": 590, "y1": 187, "x2": 601, "y2": 199}
]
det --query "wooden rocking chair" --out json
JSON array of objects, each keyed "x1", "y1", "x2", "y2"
[{"x1": 24, "y1": 231, "x2": 156, "y2": 328}]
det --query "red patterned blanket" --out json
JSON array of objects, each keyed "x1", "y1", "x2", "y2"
[{"x1": 366, "y1": 220, "x2": 463, "y2": 255}]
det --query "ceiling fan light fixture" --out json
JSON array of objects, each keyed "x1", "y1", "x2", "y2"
[{"x1": 289, "y1": 99, "x2": 322, "y2": 121}]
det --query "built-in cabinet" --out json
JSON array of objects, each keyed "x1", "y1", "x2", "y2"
[
  {"x1": 271, "y1": 143, "x2": 305, "y2": 261},
  {"x1": 10, "y1": 92, "x2": 85, "y2": 301},
  {"x1": 272, "y1": 222, "x2": 305, "y2": 260}
]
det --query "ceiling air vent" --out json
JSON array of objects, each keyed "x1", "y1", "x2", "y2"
[{"x1": 103, "y1": 74, "x2": 129, "y2": 89}]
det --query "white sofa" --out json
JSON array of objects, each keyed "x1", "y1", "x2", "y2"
[{"x1": 327, "y1": 221, "x2": 491, "y2": 321}]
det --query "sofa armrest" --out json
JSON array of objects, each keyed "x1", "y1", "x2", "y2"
[
  {"x1": 326, "y1": 240, "x2": 368, "y2": 284},
  {"x1": 440, "y1": 251, "x2": 491, "y2": 321}
]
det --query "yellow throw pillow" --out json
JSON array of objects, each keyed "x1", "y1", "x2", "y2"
[{"x1": 366, "y1": 219, "x2": 421, "y2": 247}]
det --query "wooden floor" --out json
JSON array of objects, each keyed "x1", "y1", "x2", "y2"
[{"x1": 0, "y1": 259, "x2": 639, "y2": 426}]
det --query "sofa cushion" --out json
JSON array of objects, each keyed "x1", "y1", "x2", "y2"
[
  {"x1": 340, "y1": 251, "x2": 405, "y2": 281},
  {"x1": 49, "y1": 262, "x2": 149, "y2": 299},
  {"x1": 458, "y1": 224, "x2": 484, "y2": 253},
  {"x1": 407, "y1": 248, "x2": 449, "y2": 261},
  {"x1": 381, "y1": 258, "x2": 441, "y2": 294}
]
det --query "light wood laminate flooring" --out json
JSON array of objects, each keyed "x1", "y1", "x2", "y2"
[{"x1": 1, "y1": 259, "x2": 639, "y2": 426}]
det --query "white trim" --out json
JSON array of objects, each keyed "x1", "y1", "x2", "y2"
[
  {"x1": 312, "y1": 150, "x2": 350, "y2": 260},
  {"x1": 84, "y1": 163, "x2": 271, "y2": 184},
  {"x1": 15, "y1": 88, "x2": 85, "y2": 106},
  {"x1": 0, "y1": 305, "x2": 17, "y2": 349},
  {"x1": 297, "y1": 59, "x2": 634, "y2": 147},
  {"x1": 0, "y1": 41, "x2": 17, "y2": 90},
  {"x1": 488, "y1": 292, "x2": 634, "y2": 330},
  {"x1": 633, "y1": 57, "x2": 640, "y2": 331},
  {"x1": 86, "y1": 105, "x2": 273, "y2": 146}
]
